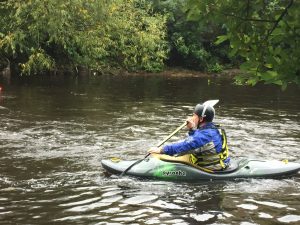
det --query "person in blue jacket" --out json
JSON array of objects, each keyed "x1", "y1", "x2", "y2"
[{"x1": 148, "y1": 103, "x2": 230, "y2": 170}]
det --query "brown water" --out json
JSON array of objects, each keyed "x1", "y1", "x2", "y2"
[{"x1": 0, "y1": 75, "x2": 299, "y2": 224}]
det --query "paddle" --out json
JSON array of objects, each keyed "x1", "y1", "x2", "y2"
[
  {"x1": 120, "y1": 99, "x2": 219, "y2": 176},
  {"x1": 120, "y1": 121, "x2": 186, "y2": 176}
]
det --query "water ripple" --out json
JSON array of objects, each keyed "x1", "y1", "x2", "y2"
[{"x1": 0, "y1": 76, "x2": 299, "y2": 224}]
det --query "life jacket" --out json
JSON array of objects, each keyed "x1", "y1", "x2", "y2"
[{"x1": 189, "y1": 124, "x2": 230, "y2": 170}]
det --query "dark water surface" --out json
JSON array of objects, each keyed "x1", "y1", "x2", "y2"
[{"x1": 0, "y1": 75, "x2": 299, "y2": 224}]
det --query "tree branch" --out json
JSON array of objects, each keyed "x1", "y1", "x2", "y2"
[
  {"x1": 246, "y1": 0, "x2": 250, "y2": 18},
  {"x1": 264, "y1": 0, "x2": 294, "y2": 41},
  {"x1": 221, "y1": 12, "x2": 276, "y2": 23}
]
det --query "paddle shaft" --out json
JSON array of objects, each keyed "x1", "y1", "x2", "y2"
[
  {"x1": 120, "y1": 121, "x2": 187, "y2": 176},
  {"x1": 156, "y1": 121, "x2": 187, "y2": 148}
]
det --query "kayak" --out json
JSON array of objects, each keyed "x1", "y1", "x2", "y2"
[{"x1": 101, "y1": 154, "x2": 300, "y2": 182}]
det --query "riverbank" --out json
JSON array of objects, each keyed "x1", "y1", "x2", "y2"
[
  {"x1": 107, "y1": 67, "x2": 240, "y2": 79},
  {"x1": 0, "y1": 65, "x2": 240, "y2": 82}
]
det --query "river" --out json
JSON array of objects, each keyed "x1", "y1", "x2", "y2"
[{"x1": 0, "y1": 74, "x2": 299, "y2": 224}]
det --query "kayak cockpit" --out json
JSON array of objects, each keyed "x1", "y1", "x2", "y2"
[{"x1": 151, "y1": 153, "x2": 241, "y2": 174}]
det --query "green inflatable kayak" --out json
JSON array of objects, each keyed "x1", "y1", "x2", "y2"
[{"x1": 101, "y1": 154, "x2": 300, "y2": 182}]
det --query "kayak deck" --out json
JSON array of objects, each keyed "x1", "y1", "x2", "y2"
[{"x1": 101, "y1": 154, "x2": 300, "y2": 181}]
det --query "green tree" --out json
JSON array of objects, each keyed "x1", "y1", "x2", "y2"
[
  {"x1": 0, "y1": 0, "x2": 168, "y2": 75},
  {"x1": 152, "y1": 0, "x2": 233, "y2": 72},
  {"x1": 104, "y1": 0, "x2": 169, "y2": 72},
  {"x1": 186, "y1": 0, "x2": 300, "y2": 88}
]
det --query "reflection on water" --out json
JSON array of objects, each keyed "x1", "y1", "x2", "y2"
[
  {"x1": 0, "y1": 75, "x2": 299, "y2": 224},
  {"x1": 1, "y1": 177, "x2": 299, "y2": 224}
]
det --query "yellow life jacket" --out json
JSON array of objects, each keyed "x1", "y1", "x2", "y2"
[{"x1": 190, "y1": 126, "x2": 229, "y2": 170}]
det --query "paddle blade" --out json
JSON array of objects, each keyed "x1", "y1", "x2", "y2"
[{"x1": 203, "y1": 99, "x2": 219, "y2": 107}]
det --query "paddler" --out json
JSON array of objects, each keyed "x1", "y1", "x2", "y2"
[{"x1": 148, "y1": 103, "x2": 230, "y2": 171}]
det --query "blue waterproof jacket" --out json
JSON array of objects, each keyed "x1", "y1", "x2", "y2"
[{"x1": 162, "y1": 122, "x2": 222, "y2": 156}]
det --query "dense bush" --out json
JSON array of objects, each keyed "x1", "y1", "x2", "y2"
[
  {"x1": 0, "y1": 0, "x2": 168, "y2": 74},
  {"x1": 151, "y1": 0, "x2": 233, "y2": 72}
]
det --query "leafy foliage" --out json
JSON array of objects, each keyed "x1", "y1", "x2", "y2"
[
  {"x1": 151, "y1": 0, "x2": 232, "y2": 72},
  {"x1": 104, "y1": 0, "x2": 169, "y2": 72},
  {"x1": 0, "y1": 0, "x2": 168, "y2": 74},
  {"x1": 186, "y1": 0, "x2": 300, "y2": 88}
]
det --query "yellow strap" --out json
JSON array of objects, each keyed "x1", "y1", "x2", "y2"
[
  {"x1": 221, "y1": 129, "x2": 227, "y2": 149},
  {"x1": 217, "y1": 128, "x2": 229, "y2": 169},
  {"x1": 197, "y1": 160, "x2": 220, "y2": 166},
  {"x1": 198, "y1": 154, "x2": 219, "y2": 158},
  {"x1": 190, "y1": 154, "x2": 198, "y2": 164},
  {"x1": 189, "y1": 154, "x2": 214, "y2": 173}
]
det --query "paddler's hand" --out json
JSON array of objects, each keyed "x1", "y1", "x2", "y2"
[
  {"x1": 186, "y1": 116, "x2": 196, "y2": 130},
  {"x1": 148, "y1": 147, "x2": 163, "y2": 154}
]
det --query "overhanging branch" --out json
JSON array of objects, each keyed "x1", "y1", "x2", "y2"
[
  {"x1": 264, "y1": 0, "x2": 294, "y2": 41},
  {"x1": 221, "y1": 12, "x2": 276, "y2": 23}
]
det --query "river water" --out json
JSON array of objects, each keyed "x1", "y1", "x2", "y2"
[{"x1": 0, "y1": 74, "x2": 299, "y2": 224}]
